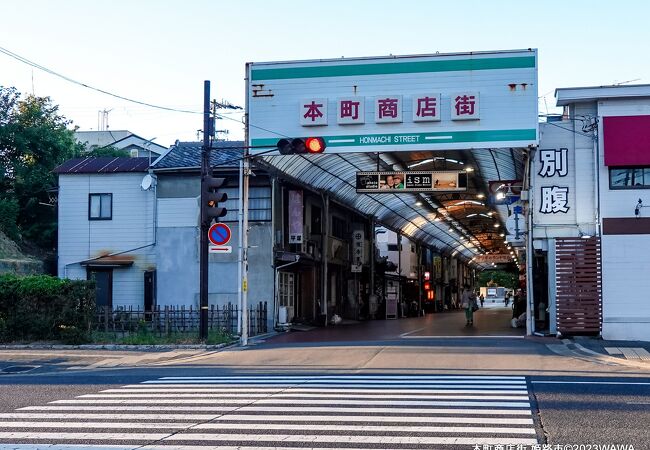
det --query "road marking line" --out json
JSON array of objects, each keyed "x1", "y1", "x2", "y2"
[
  {"x1": 136, "y1": 382, "x2": 527, "y2": 389},
  {"x1": 51, "y1": 398, "x2": 531, "y2": 407},
  {"x1": 0, "y1": 413, "x2": 217, "y2": 420},
  {"x1": 192, "y1": 423, "x2": 536, "y2": 434},
  {"x1": 0, "y1": 414, "x2": 532, "y2": 427},
  {"x1": 164, "y1": 433, "x2": 538, "y2": 445},
  {"x1": 143, "y1": 380, "x2": 527, "y2": 386},
  {"x1": 0, "y1": 422, "x2": 193, "y2": 429},
  {"x1": 104, "y1": 388, "x2": 529, "y2": 394},
  {"x1": 202, "y1": 414, "x2": 534, "y2": 424},
  {"x1": 157, "y1": 375, "x2": 526, "y2": 380},
  {"x1": 81, "y1": 393, "x2": 531, "y2": 401},
  {"x1": 531, "y1": 381, "x2": 650, "y2": 385},
  {"x1": 20, "y1": 405, "x2": 534, "y2": 415},
  {"x1": 0, "y1": 432, "x2": 168, "y2": 440}
]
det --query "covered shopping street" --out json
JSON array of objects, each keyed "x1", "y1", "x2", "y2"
[{"x1": 245, "y1": 49, "x2": 535, "y2": 335}]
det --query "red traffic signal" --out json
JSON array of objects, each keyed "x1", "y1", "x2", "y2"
[
  {"x1": 305, "y1": 137, "x2": 326, "y2": 153},
  {"x1": 277, "y1": 137, "x2": 326, "y2": 155}
]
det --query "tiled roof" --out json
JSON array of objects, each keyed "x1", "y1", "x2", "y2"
[
  {"x1": 152, "y1": 141, "x2": 244, "y2": 170},
  {"x1": 54, "y1": 157, "x2": 150, "y2": 174}
]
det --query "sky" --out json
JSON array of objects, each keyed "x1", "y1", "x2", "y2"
[{"x1": 1, "y1": 0, "x2": 648, "y2": 148}]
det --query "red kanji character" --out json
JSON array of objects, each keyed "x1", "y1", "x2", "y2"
[
  {"x1": 378, "y1": 98, "x2": 399, "y2": 119},
  {"x1": 303, "y1": 101, "x2": 324, "y2": 121},
  {"x1": 455, "y1": 95, "x2": 476, "y2": 116},
  {"x1": 416, "y1": 96, "x2": 437, "y2": 117},
  {"x1": 340, "y1": 100, "x2": 360, "y2": 120}
]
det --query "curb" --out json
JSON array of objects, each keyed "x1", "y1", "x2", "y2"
[{"x1": 0, "y1": 342, "x2": 233, "y2": 351}]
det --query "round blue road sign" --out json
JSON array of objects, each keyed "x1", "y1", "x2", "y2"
[{"x1": 208, "y1": 223, "x2": 231, "y2": 246}]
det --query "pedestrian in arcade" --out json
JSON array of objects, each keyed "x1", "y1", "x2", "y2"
[
  {"x1": 479, "y1": 293, "x2": 485, "y2": 308},
  {"x1": 461, "y1": 285, "x2": 478, "y2": 326}
]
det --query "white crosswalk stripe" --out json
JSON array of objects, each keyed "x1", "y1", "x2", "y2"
[{"x1": 0, "y1": 374, "x2": 539, "y2": 449}]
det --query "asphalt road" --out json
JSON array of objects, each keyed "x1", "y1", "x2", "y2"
[{"x1": 0, "y1": 334, "x2": 648, "y2": 449}]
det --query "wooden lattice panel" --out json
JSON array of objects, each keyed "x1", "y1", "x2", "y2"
[{"x1": 555, "y1": 237, "x2": 602, "y2": 335}]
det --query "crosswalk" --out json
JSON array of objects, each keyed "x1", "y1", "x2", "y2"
[{"x1": 0, "y1": 374, "x2": 539, "y2": 449}]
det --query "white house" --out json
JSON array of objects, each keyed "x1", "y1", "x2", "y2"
[
  {"x1": 534, "y1": 84, "x2": 650, "y2": 341},
  {"x1": 55, "y1": 157, "x2": 157, "y2": 309},
  {"x1": 75, "y1": 130, "x2": 166, "y2": 159}
]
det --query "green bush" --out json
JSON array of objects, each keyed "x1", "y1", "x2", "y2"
[{"x1": 0, "y1": 274, "x2": 95, "y2": 343}]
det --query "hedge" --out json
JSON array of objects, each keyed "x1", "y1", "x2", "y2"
[{"x1": 0, "y1": 274, "x2": 95, "y2": 344}]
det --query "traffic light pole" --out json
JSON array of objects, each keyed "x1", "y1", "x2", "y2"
[{"x1": 199, "y1": 80, "x2": 211, "y2": 341}]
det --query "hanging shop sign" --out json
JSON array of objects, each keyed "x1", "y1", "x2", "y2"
[
  {"x1": 351, "y1": 229, "x2": 365, "y2": 272},
  {"x1": 288, "y1": 190, "x2": 303, "y2": 244},
  {"x1": 248, "y1": 49, "x2": 538, "y2": 154},
  {"x1": 356, "y1": 171, "x2": 467, "y2": 193},
  {"x1": 474, "y1": 254, "x2": 512, "y2": 264}
]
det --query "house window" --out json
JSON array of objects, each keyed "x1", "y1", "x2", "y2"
[
  {"x1": 609, "y1": 167, "x2": 650, "y2": 189},
  {"x1": 89, "y1": 193, "x2": 112, "y2": 220}
]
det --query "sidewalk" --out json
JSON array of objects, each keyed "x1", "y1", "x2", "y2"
[{"x1": 564, "y1": 336, "x2": 650, "y2": 364}]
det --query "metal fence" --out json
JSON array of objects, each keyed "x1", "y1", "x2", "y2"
[{"x1": 93, "y1": 302, "x2": 268, "y2": 338}]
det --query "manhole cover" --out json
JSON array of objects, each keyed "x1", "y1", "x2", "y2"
[{"x1": 0, "y1": 365, "x2": 39, "y2": 374}]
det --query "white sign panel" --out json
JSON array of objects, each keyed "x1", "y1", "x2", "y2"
[
  {"x1": 300, "y1": 98, "x2": 328, "y2": 126},
  {"x1": 337, "y1": 97, "x2": 365, "y2": 125},
  {"x1": 248, "y1": 49, "x2": 538, "y2": 154},
  {"x1": 450, "y1": 92, "x2": 480, "y2": 120},
  {"x1": 412, "y1": 93, "x2": 441, "y2": 122},
  {"x1": 374, "y1": 95, "x2": 403, "y2": 123}
]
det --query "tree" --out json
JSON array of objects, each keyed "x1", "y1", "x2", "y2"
[
  {"x1": 478, "y1": 269, "x2": 518, "y2": 289},
  {"x1": 85, "y1": 146, "x2": 129, "y2": 158},
  {"x1": 0, "y1": 86, "x2": 83, "y2": 250}
]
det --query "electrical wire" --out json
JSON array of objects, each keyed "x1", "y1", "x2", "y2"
[
  {"x1": 0, "y1": 45, "x2": 293, "y2": 139},
  {"x1": 0, "y1": 45, "x2": 203, "y2": 115}
]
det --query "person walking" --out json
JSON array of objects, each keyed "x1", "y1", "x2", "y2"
[
  {"x1": 479, "y1": 293, "x2": 485, "y2": 308},
  {"x1": 461, "y1": 285, "x2": 477, "y2": 326}
]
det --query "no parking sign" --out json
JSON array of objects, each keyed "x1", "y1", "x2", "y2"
[{"x1": 208, "y1": 223, "x2": 232, "y2": 253}]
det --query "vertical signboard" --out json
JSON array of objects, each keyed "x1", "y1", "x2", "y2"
[
  {"x1": 533, "y1": 146, "x2": 576, "y2": 226},
  {"x1": 351, "y1": 230, "x2": 364, "y2": 272},
  {"x1": 288, "y1": 190, "x2": 303, "y2": 244}
]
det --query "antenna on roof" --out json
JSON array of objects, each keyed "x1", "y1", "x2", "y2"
[{"x1": 613, "y1": 78, "x2": 641, "y2": 86}]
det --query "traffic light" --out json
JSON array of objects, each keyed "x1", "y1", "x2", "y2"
[
  {"x1": 202, "y1": 175, "x2": 227, "y2": 223},
  {"x1": 277, "y1": 137, "x2": 326, "y2": 155}
]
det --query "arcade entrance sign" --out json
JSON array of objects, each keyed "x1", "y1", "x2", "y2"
[{"x1": 248, "y1": 49, "x2": 538, "y2": 154}]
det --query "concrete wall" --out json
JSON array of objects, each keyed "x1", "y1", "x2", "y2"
[{"x1": 155, "y1": 174, "x2": 274, "y2": 329}]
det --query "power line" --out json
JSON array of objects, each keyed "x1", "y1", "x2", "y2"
[
  {"x1": 0, "y1": 46, "x2": 293, "y2": 139},
  {"x1": 0, "y1": 45, "x2": 203, "y2": 115}
]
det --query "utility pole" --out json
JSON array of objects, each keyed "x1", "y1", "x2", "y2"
[
  {"x1": 199, "y1": 80, "x2": 211, "y2": 340},
  {"x1": 241, "y1": 67, "x2": 251, "y2": 346}
]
